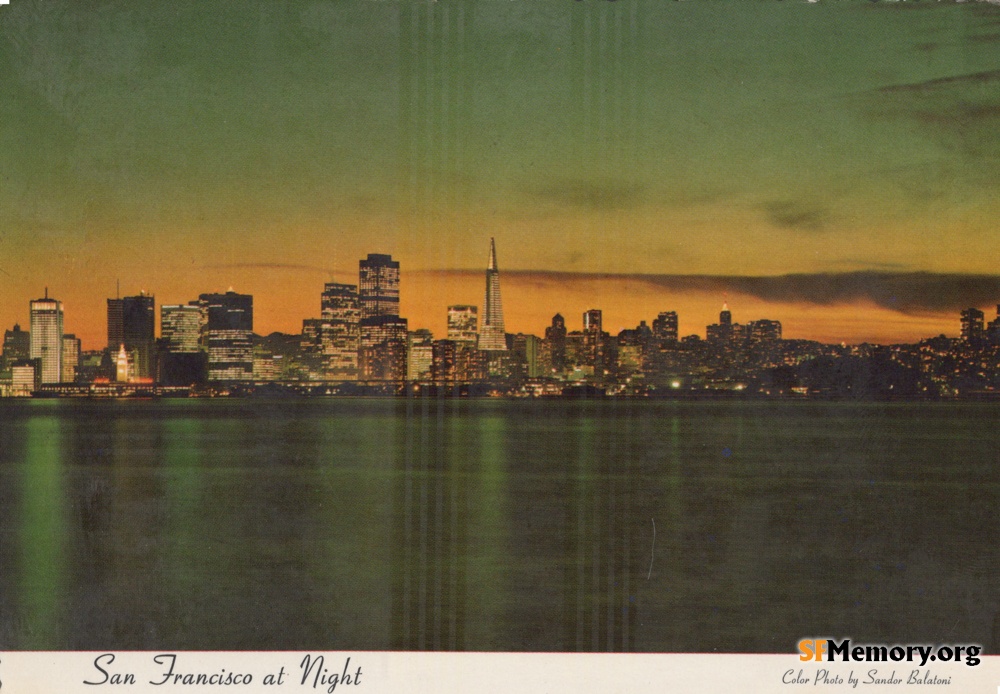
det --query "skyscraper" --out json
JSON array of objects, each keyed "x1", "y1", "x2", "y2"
[
  {"x1": 582, "y1": 309, "x2": 606, "y2": 370},
  {"x1": 201, "y1": 291, "x2": 254, "y2": 381},
  {"x1": 544, "y1": 313, "x2": 567, "y2": 374},
  {"x1": 478, "y1": 238, "x2": 507, "y2": 351},
  {"x1": 321, "y1": 282, "x2": 361, "y2": 380},
  {"x1": 62, "y1": 334, "x2": 80, "y2": 383},
  {"x1": 30, "y1": 291, "x2": 63, "y2": 384},
  {"x1": 359, "y1": 254, "x2": 407, "y2": 381},
  {"x1": 707, "y1": 303, "x2": 737, "y2": 344},
  {"x1": 122, "y1": 293, "x2": 155, "y2": 378},
  {"x1": 2, "y1": 324, "x2": 30, "y2": 369},
  {"x1": 652, "y1": 311, "x2": 678, "y2": 343},
  {"x1": 107, "y1": 297, "x2": 123, "y2": 351},
  {"x1": 360, "y1": 315, "x2": 409, "y2": 381},
  {"x1": 431, "y1": 340, "x2": 458, "y2": 384},
  {"x1": 961, "y1": 307, "x2": 985, "y2": 343},
  {"x1": 720, "y1": 302, "x2": 732, "y2": 327},
  {"x1": 407, "y1": 329, "x2": 434, "y2": 381},
  {"x1": 359, "y1": 254, "x2": 400, "y2": 320},
  {"x1": 161, "y1": 304, "x2": 202, "y2": 353},
  {"x1": 159, "y1": 304, "x2": 208, "y2": 386}
]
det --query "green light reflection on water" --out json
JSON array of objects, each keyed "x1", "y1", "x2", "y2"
[
  {"x1": 465, "y1": 409, "x2": 508, "y2": 649},
  {"x1": 18, "y1": 413, "x2": 65, "y2": 648},
  {"x1": 162, "y1": 417, "x2": 204, "y2": 600}
]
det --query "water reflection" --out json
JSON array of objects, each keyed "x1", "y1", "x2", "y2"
[
  {"x1": 1, "y1": 400, "x2": 999, "y2": 652},
  {"x1": 19, "y1": 414, "x2": 66, "y2": 648}
]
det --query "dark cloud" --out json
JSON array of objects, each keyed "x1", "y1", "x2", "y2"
[
  {"x1": 682, "y1": 272, "x2": 1000, "y2": 314},
  {"x1": 908, "y1": 102, "x2": 1000, "y2": 127},
  {"x1": 857, "y1": 69, "x2": 1000, "y2": 170},
  {"x1": 416, "y1": 269, "x2": 1000, "y2": 315},
  {"x1": 526, "y1": 180, "x2": 644, "y2": 212},
  {"x1": 825, "y1": 259, "x2": 913, "y2": 271},
  {"x1": 874, "y1": 69, "x2": 1000, "y2": 95},
  {"x1": 969, "y1": 32, "x2": 1000, "y2": 43},
  {"x1": 763, "y1": 200, "x2": 829, "y2": 231}
]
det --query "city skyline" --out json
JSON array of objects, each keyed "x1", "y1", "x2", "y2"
[
  {"x1": 8, "y1": 245, "x2": 1000, "y2": 357},
  {"x1": 3, "y1": 1, "x2": 1000, "y2": 348}
]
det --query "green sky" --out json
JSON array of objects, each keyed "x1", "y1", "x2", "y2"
[{"x1": 3, "y1": 0, "x2": 1000, "y2": 346}]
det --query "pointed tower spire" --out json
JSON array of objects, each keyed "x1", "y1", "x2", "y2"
[
  {"x1": 488, "y1": 237, "x2": 498, "y2": 271},
  {"x1": 478, "y1": 237, "x2": 507, "y2": 351}
]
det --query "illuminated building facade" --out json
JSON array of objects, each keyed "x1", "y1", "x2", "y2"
[
  {"x1": 747, "y1": 319, "x2": 782, "y2": 343},
  {"x1": 652, "y1": 311, "x2": 678, "y2": 343},
  {"x1": 107, "y1": 297, "x2": 123, "y2": 351},
  {"x1": 121, "y1": 293, "x2": 156, "y2": 379},
  {"x1": 161, "y1": 304, "x2": 202, "y2": 353},
  {"x1": 359, "y1": 254, "x2": 400, "y2": 320},
  {"x1": 62, "y1": 334, "x2": 80, "y2": 383},
  {"x1": 408, "y1": 329, "x2": 434, "y2": 381},
  {"x1": 478, "y1": 238, "x2": 507, "y2": 351},
  {"x1": 29, "y1": 292, "x2": 63, "y2": 384},
  {"x1": 961, "y1": 308, "x2": 985, "y2": 343},
  {"x1": 360, "y1": 315, "x2": 408, "y2": 381},
  {"x1": 544, "y1": 313, "x2": 567, "y2": 374},
  {"x1": 10, "y1": 361, "x2": 38, "y2": 395},
  {"x1": 359, "y1": 255, "x2": 407, "y2": 381},
  {"x1": 2, "y1": 324, "x2": 30, "y2": 369},
  {"x1": 447, "y1": 305, "x2": 478, "y2": 346},
  {"x1": 201, "y1": 291, "x2": 254, "y2": 381},
  {"x1": 321, "y1": 282, "x2": 361, "y2": 380}
]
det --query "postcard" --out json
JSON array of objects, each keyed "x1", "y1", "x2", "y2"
[{"x1": 1, "y1": 0, "x2": 999, "y2": 691}]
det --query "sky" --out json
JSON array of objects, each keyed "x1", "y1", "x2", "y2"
[{"x1": 3, "y1": 0, "x2": 1000, "y2": 349}]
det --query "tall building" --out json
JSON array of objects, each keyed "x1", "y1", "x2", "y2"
[
  {"x1": 158, "y1": 304, "x2": 207, "y2": 386},
  {"x1": 512, "y1": 333, "x2": 542, "y2": 379},
  {"x1": 407, "y1": 329, "x2": 434, "y2": 381},
  {"x1": 359, "y1": 254, "x2": 400, "y2": 320},
  {"x1": 747, "y1": 319, "x2": 782, "y2": 343},
  {"x1": 544, "y1": 313, "x2": 567, "y2": 374},
  {"x1": 447, "y1": 305, "x2": 478, "y2": 346},
  {"x1": 652, "y1": 311, "x2": 678, "y2": 343},
  {"x1": 987, "y1": 306, "x2": 1000, "y2": 346},
  {"x1": 431, "y1": 339, "x2": 458, "y2": 384},
  {"x1": 720, "y1": 302, "x2": 732, "y2": 327},
  {"x1": 161, "y1": 304, "x2": 202, "y2": 353},
  {"x1": 707, "y1": 303, "x2": 742, "y2": 344},
  {"x1": 321, "y1": 282, "x2": 361, "y2": 380},
  {"x1": 582, "y1": 309, "x2": 607, "y2": 371},
  {"x1": 122, "y1": 293, "x2": 156, "y2": 378},
  {"x1": 358, "y1": 254, "x2": 407, "y2": 381},
  {"x1": 2, "y1": 324, "x2": 30, "y2": 368},
  {"x1": 107, "y1": 297, "x2": 123, "y2": 351},
  {"x1": 201, "y1": 291, "x2": 254, "y2": 381},
  {"x1": 62, "y1": 334, "x2": 80, "y2": 383},
  {"x1": 478, "y1": 238, "x2": 507, "y2": 351},
  {"x1": 360, "y1": 315, "x2": 409, "y2": 381},
  {"x1": 29, "y1": 291, "x2": 63, "y2": 384},
  {"x1": 961, "y1": 308, "x2": 985, "y2": 343},
  {"x1": 301, "y1": 318, "x2": 326, "y2": 379}
]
